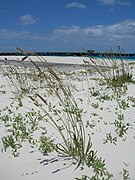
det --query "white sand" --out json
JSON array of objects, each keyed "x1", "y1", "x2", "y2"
[
  {"x1": 0, "y1": 56, "x2": 135, "y2": 179},
  {"x1": 0, "y1": 56, "x2": 85, "y2": 64},
  {"x1": 0, "y1": 55, "x2": 113, "y2": 66}
]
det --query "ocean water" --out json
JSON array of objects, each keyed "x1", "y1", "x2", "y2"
[{"x1": 92, "y1": 55, "x2": 135, "y2": 61}]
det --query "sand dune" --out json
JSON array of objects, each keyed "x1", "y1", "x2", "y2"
[{"x1": 0, "y1": 56, "x2": 135, "y2": 179}]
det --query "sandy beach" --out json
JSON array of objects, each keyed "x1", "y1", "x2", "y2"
[{"x1": 0, "y1": 56, "x2": 135, "y2": 180}]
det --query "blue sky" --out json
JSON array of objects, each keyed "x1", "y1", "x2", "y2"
[{"x1": 0, "y1": 0, "x2": 135, "y2": 52}]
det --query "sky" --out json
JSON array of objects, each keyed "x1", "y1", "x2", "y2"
[{"x1": 0, "y1": 0, "x2": 135, "y2": 52}]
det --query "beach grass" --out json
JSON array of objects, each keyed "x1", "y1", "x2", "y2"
[{"x1": 0, "y1": 48, "x2": 135, "y2": 179}]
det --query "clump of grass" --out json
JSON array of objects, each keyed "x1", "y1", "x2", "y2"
[
  {"x1": 110, "y1": 73, "x2": 133, "y2": 88},
  {"x1": 83, "y1": 47, "x2": 135, "y2": 92},
  {"x1": 128, "y1": 96, "x2": 135, "y2": 107},
  {"x1": 1, "y1": 48, "x2": 114, "y2": 178},
  {"x1": 103, "y1": 133, "x2": 117, "y2": 145},
  {"x1": 39, "y1": 135, "x2": 55, "y2": 155},
  {"x1": 2, "y1": 48, "x2": 93, "y2": 167},
  {"x1": 100, "y1": 94, "x2": 110, "y2": 101},
  {"x1": 75, "y1": 152, "x2": 113, "y2": 179},
  {"x1": 90, "y1": 87, "x2": 100, "y2": 97},
  {"x1": 0, "y1": 109, "x2": 44, "y2": 156},
  {"x1": 117, "y1": 99, "x2": 129, "y2": 110},
  {"x1": 91, "y1": 102, "x2": 99, "y2": 109},
  {"x1": 121, "y1": 168, "x2": 130, "y2": 179},
  {"x1": 109, "y1": 111, "x2": 129, "y2": 139}
]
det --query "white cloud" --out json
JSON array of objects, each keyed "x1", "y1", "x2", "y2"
[
  {"x1": 52, "y1": 25, "x2": 80, "y2": 35},
  {"x1": 0, "y1": 20, "x2": 135, "y2": 52},
  {"x1": 51, "y1": 20, "x2": 135, "y2": 38},
  {"x1": 2, "y1": 20, "x2": 134, "y2": 42},
  {"x1": 0, "y1": 29, "x2": 24, "y2": 39},
  {"x1": 65, "y1": 2, "x2": 86, "y2": 9},
  {"x1": 18, "y1": 14, "x2": 38, "y2": 25},
  {"x1": 50, "y1": 20, "x2": 135, "y2": 51},
  {"x1": 1, "y1": 20, "x2": 135, "y2": 40},
  {"x1": 0, "y1": 29, "x2": 45, "y2": 40},
  {"x1": 98, "y1": 0, "x2": 132, "y2": 5},
  {"x1": 117, "y1": 1, "x2": 131, "y2": 6},
  {"x1": 99, "y1": 0, "x2": 116, "y2": 5}
]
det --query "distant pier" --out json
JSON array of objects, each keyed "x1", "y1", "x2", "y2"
[{"x1": 0, "y1": 50, "x2": 135, "y2": 58}]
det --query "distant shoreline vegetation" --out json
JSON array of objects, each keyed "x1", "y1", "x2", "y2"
[{"x1": 0, "y1": 50, "x2": 135, "y2": 59}]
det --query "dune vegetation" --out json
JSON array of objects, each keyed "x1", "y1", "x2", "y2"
[{"x1": 0, "y1": 48, "x2": 135, "y2": 179}]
